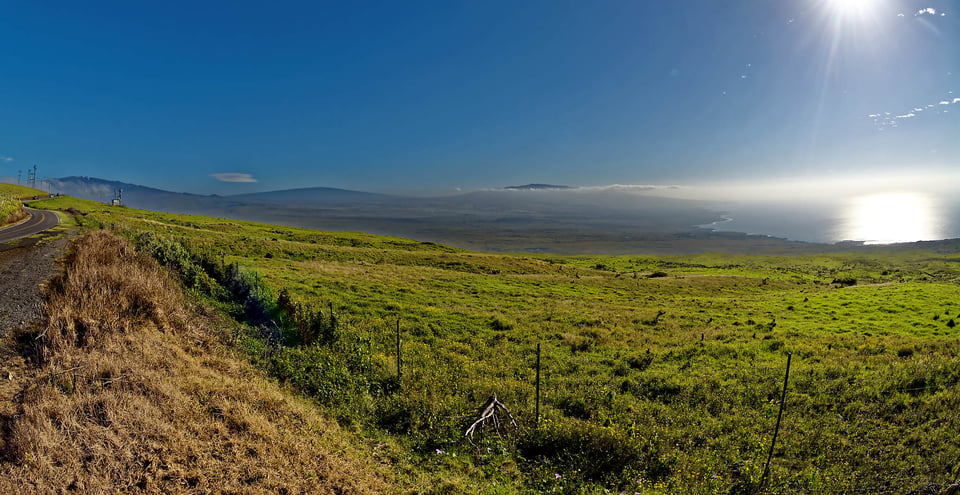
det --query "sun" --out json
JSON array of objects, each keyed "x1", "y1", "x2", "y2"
[
  {"x1": 825, "y1": 0, "x2": 878, "y2": 20},
  {"x1": 844, "y1": 192, "x2": 940, "y2": 244},
  {"x1": 829, "y1": 0, "x2": 870, "y2": 12}
]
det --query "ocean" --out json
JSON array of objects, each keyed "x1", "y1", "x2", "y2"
[{"x1": 700, "y1": 192, "x2": 960, "y2": 245}]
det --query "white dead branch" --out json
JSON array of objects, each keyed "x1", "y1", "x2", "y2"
[{"x1": 464, "y1": 393, "x2": 519, "y2": 443}]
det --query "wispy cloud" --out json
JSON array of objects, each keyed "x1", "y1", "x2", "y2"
[
  {"x1": 898, "y1": 7, "x2": 948, "y2": 18},
  {"x1": 869, "y1": 93, "x2": 960, "y2": 130},
  {"x1": 0, "y1": 156, "x2": 12, "y2": 162},
  {"x1": 491, "y1": 184, "x2": 682, "y2": 193},
  {"x1": 914, "y1": 7, "x2": 946, "y2": 17},
  {"x1": 573, "y1": 184, "x2": 681, "y2": 192},
  {"x1": 210, "y1": 173, "x2": 258, "y2": 183},
  {"x1": 47, "y1": 179, "x2": 113, "y2": 198}
]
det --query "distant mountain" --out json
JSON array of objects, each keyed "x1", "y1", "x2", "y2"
[
  {"x1": 227, "y1": 187, "x2": 393, "y2": 205},
  {"x1": 503, "y1": 183, "x2": 572, "y2": 190},
  {"x1": 48, "y1": 177, "x2": 212, "y2": 208},
  {"x1": 49, "y1": 177, "x2": 397, "y2": 210}
]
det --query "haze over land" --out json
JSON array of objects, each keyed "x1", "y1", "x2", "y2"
[{"x1": 19, "y1": 173, "x2": 959, "y2": 255}]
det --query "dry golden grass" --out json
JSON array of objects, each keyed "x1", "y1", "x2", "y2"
[{"x1": 0, "y1": 231, "x2": 397, "y2": 493}]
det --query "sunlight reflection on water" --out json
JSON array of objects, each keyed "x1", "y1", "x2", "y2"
[{"x1": 839, "y1": 192, "x2": 943, "y2": 244}]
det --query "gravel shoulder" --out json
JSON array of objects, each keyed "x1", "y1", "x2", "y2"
[{"x1": 0, "y1": 229, "x2": 73, "y2": 336}]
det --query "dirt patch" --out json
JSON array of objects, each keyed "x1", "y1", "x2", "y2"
[{"x1": 0, "y1": 231, "x2": 72, "y2": 336}]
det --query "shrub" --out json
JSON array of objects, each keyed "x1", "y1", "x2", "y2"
[
  {"x1": 518, "y1": 419, "x2": 669, "y2": 485},
  {"x1": 489, "y1": 316, "x2": 513, "y2": 331},
  {"x1": 626, "y1": 353, "x2": 653, "y2": 372}
]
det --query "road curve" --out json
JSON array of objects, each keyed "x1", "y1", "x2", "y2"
[{"x1": 0, "y1": 208, "x2": 61, "y2": 244}]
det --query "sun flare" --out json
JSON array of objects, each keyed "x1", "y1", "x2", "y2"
[
  {"x1": 843, "y1": 192, "x2": 941, "y2": 244},
  {"x1": 827, "y1": 0, "x2": 873, "y2": 16}
]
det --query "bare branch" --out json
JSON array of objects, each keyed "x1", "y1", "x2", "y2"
[{"x1": 464, "y1": 393, "x2": 520, "y2": 443}]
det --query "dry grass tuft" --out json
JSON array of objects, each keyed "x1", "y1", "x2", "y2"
[
  {"x1": 0, "y1": 231, "x2": 396, "y2": 493},
  {"x1": 36, "y1": 231, "x2": 188, "y2": 360}
]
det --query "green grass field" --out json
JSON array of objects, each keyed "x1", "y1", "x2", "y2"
[{"x1": 27, "y1": 195, "x2": 960, "y2": 493}]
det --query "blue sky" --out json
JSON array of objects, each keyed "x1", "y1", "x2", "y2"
[{"x1": 1, "y1": 0, "x2": 958, "y2": 195}]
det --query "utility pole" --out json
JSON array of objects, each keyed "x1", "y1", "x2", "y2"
[
  {"x1": 29, "y1": 165, "x2": 37, "y2": 189},
  {"x1": 17, "y1": 170, "x2": 21, "y2": 185}
]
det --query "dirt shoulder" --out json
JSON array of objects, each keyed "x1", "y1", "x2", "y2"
[{"x1": 0, "y1": 229, "x2": 72, "y2": 336}]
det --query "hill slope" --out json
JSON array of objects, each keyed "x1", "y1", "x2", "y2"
[
  {"x1": 0, "y1": 231, "x2": 397, "y2": 493},
  {"x1": 0, "y1": 183, "x2": 47, "y2": 198}
]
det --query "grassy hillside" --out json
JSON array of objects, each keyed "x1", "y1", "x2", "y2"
[
  {"x1": 0, "y1": 183, "x2": 47, "y2": 198},
  {"x1": 0, "y1": 230, "x2": 398, "y2": 493},
  {"x1": 22, "y1": 196, "x2": 960, "y2": 493}
]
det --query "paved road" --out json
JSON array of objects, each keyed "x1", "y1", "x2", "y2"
[{"x1": 0, "y1": 208, "x2": 60, "y2": 244}]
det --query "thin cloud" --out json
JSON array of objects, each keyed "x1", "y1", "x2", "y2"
[
  {"x1": 869, "y1": 93, "x2": 960, "y2": 129},
  {"x1": 915, "y1": 8, "x2": 937, "y2": 16},
  {"x1": 0, "y1": 156, "x2": 12, "y2": 162},
  {"x1": 490, "y1": 184, "x2": 682, "y2": 193},
  {"x1": 574, "y1": 184, "x2": 681, "y2": 192},
  {"x1": 210, "y1": 173, "x2": 258, "y2": 183}
]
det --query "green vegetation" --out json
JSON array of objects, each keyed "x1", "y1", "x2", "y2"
[{"x1": 28, "y1": 196, "x2": 960, "y2": 493}]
